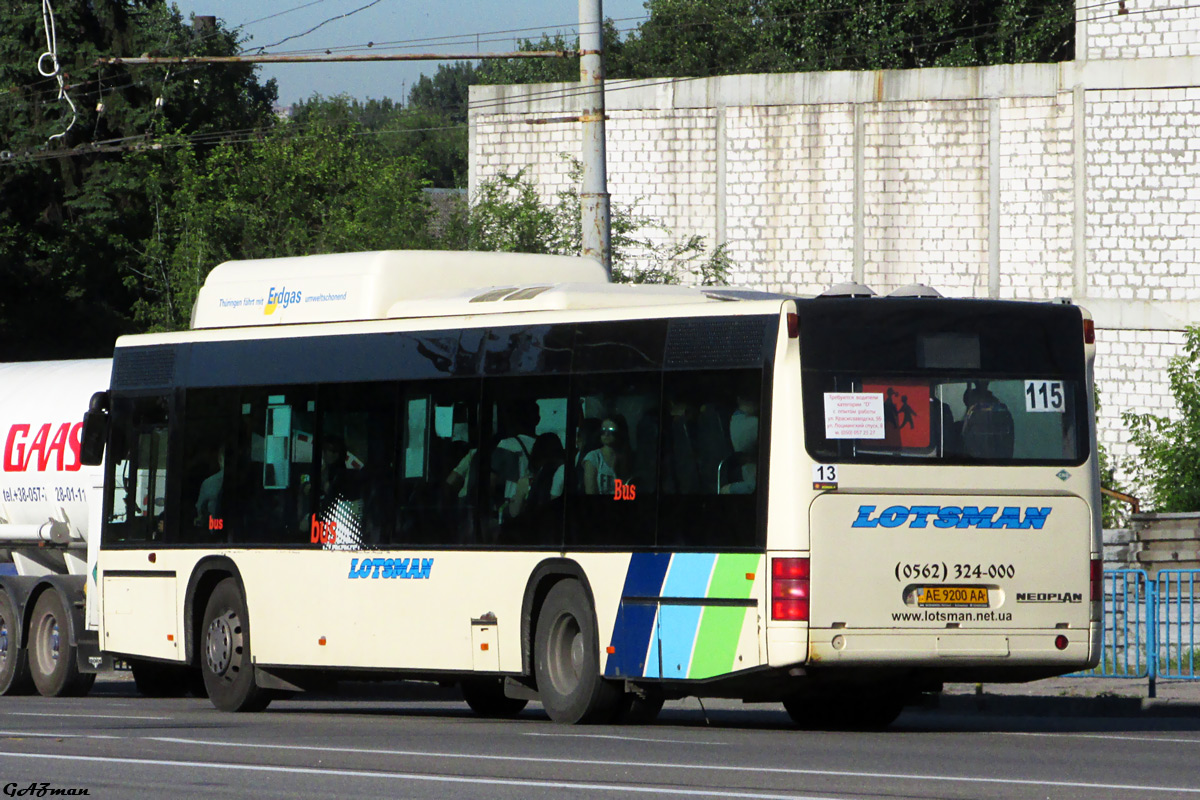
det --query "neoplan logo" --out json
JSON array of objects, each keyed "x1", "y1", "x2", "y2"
[{"x1": 1016, "y1": 592, "x2": 1083, "y2": 603}]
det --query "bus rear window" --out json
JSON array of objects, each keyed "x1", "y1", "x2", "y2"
[{"x1": 799, "y1": 299, "x2": 1089, "y2": 466}]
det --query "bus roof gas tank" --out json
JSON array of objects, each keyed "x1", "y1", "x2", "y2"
[{"x1": 190, "y1": 250, "x2": 610, "y2": 329}]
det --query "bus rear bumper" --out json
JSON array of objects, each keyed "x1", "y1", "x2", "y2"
[{"x1": 783, "y1": 628, "x2": 1094, "y2": 672}]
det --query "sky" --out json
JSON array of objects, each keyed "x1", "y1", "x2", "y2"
[{"x1": 169, "y1": 0, "x2": 650, "y2": 106}]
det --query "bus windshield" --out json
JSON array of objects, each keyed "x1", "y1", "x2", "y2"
[{"x1": 800, "y1": 298, "x2": 1089, "y2": 466}]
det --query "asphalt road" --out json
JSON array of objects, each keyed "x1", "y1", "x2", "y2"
[{"x1": 0, "y1": 678, "x2": 1198, "y2": 800}]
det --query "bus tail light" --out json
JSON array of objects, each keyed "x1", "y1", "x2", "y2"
[
  {"x1": 1083, "y1": 318, "x2": 1095, "y2": 344},
  {"x1": 772, "y1": 557, "x2": 809, "y2": 621},
  {"x1": 1090, "y1": 558, "x2": 1102, "y2": 602}
]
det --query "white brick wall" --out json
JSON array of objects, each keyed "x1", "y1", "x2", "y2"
[
  {"x1": 999, "y1": 96, "x2": 1075, "y2": 300},
  {"x1": 724, "y1": 104, "x2": 855, "y2": 294},
  {"x1": 1093, "y1": 328, "x2": 1186, "y2": 492},
  {"x1": 862, "y1": 100, "x2": 990, "y2": 296},
  {"x1": 1086, "y1": 87, "x2": 1200, "y2": 301},
  {"x1": 1084, "y1": 0, "x2": 1200, "y2": 60}
]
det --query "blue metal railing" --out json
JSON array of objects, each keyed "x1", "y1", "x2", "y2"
[
  {"x1": 1078, "y1": 568, "x2": 1200, "y2": 682},
  {"x1": 1155, "y1": 569, "x2": 1200, "y2": 680},
  {"x1": 1094, "y1": 568, "x2": 1153, "y2": 678}
]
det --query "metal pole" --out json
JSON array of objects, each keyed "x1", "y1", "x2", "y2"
[{"x1": 579, "y1": 0, "x2": 611, "y2": 277}]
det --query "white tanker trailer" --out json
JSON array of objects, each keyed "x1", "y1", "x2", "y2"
[{"x1": 0, "y1": 359, "x2": 113, "y2": 696}]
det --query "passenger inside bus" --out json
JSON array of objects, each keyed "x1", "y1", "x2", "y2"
[
  {"x1": 662, "y1": 394, "x2": 730, "y2": 495},
  {"x1": 572, "y1": 417, "x2": 601, "y2": 494},
  {"x1": 720, "y1": 393, "x2": 759, "y2": 495},
  {"x1": 194, "y1": 447, "x2": 224, "y2": 527},
  {"x1": 490, "y1": 400, "x2": 539, "y2": 522},
  {"x1": 960, "y1": 381, "x2": 1015, "y2": 459},
  {"x1": 583, "y1": 416, "x2": 631, "y2": 497},
  {"x1": 506, "y1": 432, "x2": 565, "y2": 520},
  {"x1": 311, "y1": 434, "x2": 364, "y2": 549}
]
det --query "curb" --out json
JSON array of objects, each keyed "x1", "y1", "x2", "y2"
[{"x1": 931, "y1": 693, "x2": 1200, "y2": 718}]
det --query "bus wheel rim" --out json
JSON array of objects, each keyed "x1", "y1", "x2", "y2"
[
  {"x1": 206, "y1": 615, "x2": 235, "y2": 677},
  {"x1": 549, "y1": 612, "x2": 583, "y2": 695}
]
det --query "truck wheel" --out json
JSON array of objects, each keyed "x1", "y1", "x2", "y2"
[
  {"x1": 201, "y1": 578, "x2": 270, "y2": 712},
  {"x1": 0, "y1": 590, "x2": 33, "y2": 695},
  {"x1": 28, "y1": 590, "x2": 95, "y2": 697},
  {"x1": 461, "y1": 677, "x2": 528, "y2": 718},
  {"x1": 534, "y1": 580, "x2": 621, "y2": 724}
]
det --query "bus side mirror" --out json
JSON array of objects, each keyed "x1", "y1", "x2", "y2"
[{"x1": 80, "y1": 391, "x2": 109, "y2": 466}]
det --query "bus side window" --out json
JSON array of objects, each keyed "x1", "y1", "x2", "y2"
[
  {"x1": 482, "y1": 378, "x2": 568, "y2": 548},
  {"x1": 179, "y1": 388, "x2": 242, "y2": 544},
  {"x1": 659, "y1": 370, "x2": 759, "y2": 549},
  {"x1": 104, "y1": 396, "x2": 169, "y2": 544},
  {"x1": 566, "y1": 373, "x2": 658, "y2": 549},
  {"x1": 313, "y1": 382, "x2": 397, "y2": 551},
  {"x1": 398, "y1": 381, "x2": 479, "y2": 547}
]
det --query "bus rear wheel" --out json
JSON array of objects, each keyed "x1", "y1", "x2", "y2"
[
  {"x1": 534, "y1": 580, "x2": 621, "y2": 724},
  {"x1": 461, "y1": 677, "x2": 529, "y2": 718},
  {"x1": 201, "y1": 579, "x2": 270, "y2": 712},
  {"x1": 28, "y1": 590, "x2": 95, "y2": 697},
  {"x1": 0, "y1": 590, "x2": 33, "y2": 696}
]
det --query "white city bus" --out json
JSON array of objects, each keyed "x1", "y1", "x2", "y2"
[{"x1": 84, "y1": 251, "x2": 1100, "y2": 726}]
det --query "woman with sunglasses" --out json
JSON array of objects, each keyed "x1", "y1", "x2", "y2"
[{"x1": 583, "y1": 416, "x2": 631, "y2": 496}]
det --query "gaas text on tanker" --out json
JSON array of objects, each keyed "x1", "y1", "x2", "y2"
[{"x1": 3, "y1": 423, "x2": 84, "y2": 472}]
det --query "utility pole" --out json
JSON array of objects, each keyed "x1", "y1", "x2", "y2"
[{"x1": 578, "y1": 0, "x2": 611, "y2": 277}]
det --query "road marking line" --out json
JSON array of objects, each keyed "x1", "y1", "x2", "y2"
[
  {"x1": 6, "y1": 712, "x2": 171, "y2": 721},
  {"x1": 0, "y1": 731, "x2": 121, "y2": 740},
  {"x1": 145, "y1": 736, "x2": 1200, "y2": 794},
  {"x1": 996, "y1": 731, "x2": 1200, "y2": 745},
  {"x1": 0, "y1": 751, "x2": 842, "y2": 800},
  {"x1": 522, "y1": 732, "x2": 724, "y2": 745}
]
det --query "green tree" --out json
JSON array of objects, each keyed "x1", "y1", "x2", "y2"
[
  {"x1": 0, "y1": 1, "x2": 276, "y2": 358},
  {"x1": 130, "y1": 123, "x2": 432, "y2": 331},
  {"x1": 408, "y1": 61, "x2": 479, "y2": 123},
  {"x1": 1123, "y1": 327, "x2": 1200, "y2": 512},
  {"x1": 475, "y1": 22, "x2": 626, "y2": 85},
  {"x1": 290, "y1": 94, "x2": 467, "y2": 187},
  {"x1": 444, "y1": 162, "x2": 730, "y2": 286},
  {"x1": 472, "y1": 1, "x2": 1075, "y2": 85}
]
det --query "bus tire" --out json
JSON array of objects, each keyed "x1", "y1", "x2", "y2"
[
  {"x1": 130, "y1": 659, "x2": 193, "y2": 698},
  {"x1": 533, "y1": 580, "x2": 621, "y2": 724},
  {"x1": 0, "y1": 590, "x2": 33, "y2": 696},
  {"x1": 201, "y1": 579, "x2": 270, "y2": 712},
  {"x1": 461, "y1": 677, "x2": 528, "y2": 718},
  {"x1": 28, "y1": 590, "x2": 94, "y2": 697}
]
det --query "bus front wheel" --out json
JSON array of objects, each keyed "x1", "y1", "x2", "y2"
[
  {"x1": 201, "y1": 579, "x2": 270, "y2": 712},
  {"x1": 533, "y1": 580, "x2": 621, "y2": 724},
  {"x1": 0, "y1": 590, "x2": 33, "y2": 696},
  {"x1": 28, "y1": 590, "x2": 94, "y2": 697}
]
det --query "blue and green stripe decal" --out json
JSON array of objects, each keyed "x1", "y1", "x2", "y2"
[{"x1": 605, "y1": 552, "x2": 761, "y2": 680}]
